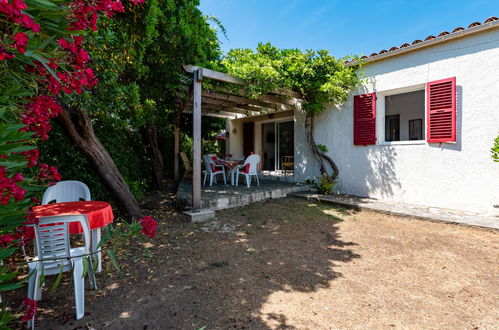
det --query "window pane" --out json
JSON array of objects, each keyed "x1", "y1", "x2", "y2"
[
  {"x1": 385, "y1": 114, "x2": 400, "y2": 141},
  {"x1": 385, "y1": 90, "x2": 425, "y2": 141}
]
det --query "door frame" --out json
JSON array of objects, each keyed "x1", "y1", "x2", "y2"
[{"x1": 258, "y1": 117, "x2": 294, "y2": 171}]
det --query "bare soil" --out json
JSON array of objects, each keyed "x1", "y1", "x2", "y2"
[{"x1": 8, "y1": 196, "x2": 499, "y2": 329}]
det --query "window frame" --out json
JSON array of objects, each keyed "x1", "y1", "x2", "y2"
[{"x1": 376, "y1": 83, "x2": 427, "y2": 146}]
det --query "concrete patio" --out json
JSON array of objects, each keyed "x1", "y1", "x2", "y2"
[{"x1": 176, "y1": 180, "x2": 310, "y2": 211}]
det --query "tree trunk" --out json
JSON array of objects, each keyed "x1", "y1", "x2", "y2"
[
  {"x1": 304, "y1": 114, "x2": 339, "y2": 181},
  {"x1": 141, "y1": 124, "x2": 165, "y2": 190},
  {"x1": 58, "y1": 107, "x2": 143, "y2": 219}
]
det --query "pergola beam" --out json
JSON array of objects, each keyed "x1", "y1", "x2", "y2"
[
  {"x1": 186, "y1": 101, "x2": 255, "y2": 116},
  {"x1": 200, "y1": 98, "x2": 263, "y2": 114},
  {"x1": 184, "y1": 65, "x2": 302, "y2": 99},
  {"x1": 202, "y1": 91, "x2": 284, "y2": 111},
  {"x1": 220, "y1": 88, "x2": 299, "y2": 106},
  {"x1": 183, "y1": 65, "x2": 246, "y2": 85}
]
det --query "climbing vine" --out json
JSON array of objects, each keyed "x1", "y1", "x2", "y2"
[{"x1": 221, "y1": 42, "x2": 363, "y2": 182}]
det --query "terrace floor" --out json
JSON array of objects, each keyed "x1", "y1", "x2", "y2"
[{"x1": 176, "y1": 179, "x2": 310, "y2": 211}]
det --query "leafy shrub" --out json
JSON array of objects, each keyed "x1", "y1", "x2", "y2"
[
  {"x1": 492, "y1": 135, "x2": 499, "y2": 162},
  {"x1": 316, "y1": 175, "x2": 337, "y2": 195},
  {"x1": 317, "y1": 144, "x2": 329, "y2": 153}
]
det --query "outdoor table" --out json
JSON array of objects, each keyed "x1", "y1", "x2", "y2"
[
  {"x1": 31, "y1": 201, "x2": 114, "y2": 273},
  {"x1": 215, "y1": 159, "x2": 244, "y2": 185}
]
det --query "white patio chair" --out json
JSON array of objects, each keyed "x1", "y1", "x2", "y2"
[
  {"x1": 42, "y1": 180, "x2": 91, "y2": 205},
  {"x1": 235, "y1": 154, "x2": 260, "y2": 188},
  {"x1": 41, "y1": 181, "x2": 102, "y2": 273},
  {"x1": 27, "y1": 215, "x2": 96, "y2": 328},
  {"x1": 203, "y1": 155, "x2": 227, "y2": 186}
]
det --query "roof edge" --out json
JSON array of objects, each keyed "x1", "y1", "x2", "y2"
[{"x1": 347, "y1": 18, "x2": 499, "y2": 66}]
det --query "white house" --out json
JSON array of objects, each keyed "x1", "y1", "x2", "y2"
[{"x1": 226, "y1": 17, "x2": 499, "y2": 215}]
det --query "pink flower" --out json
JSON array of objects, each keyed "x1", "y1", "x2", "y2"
[
  {"x1": 20, "y1": 298, "x2": 37, "y2": 322},
  {"x1": 21, "y1": 149, "x2": 39, "y2": 167},
  {"x1": 0, "y1": 167, "x2": 27, "y2": 204},
  {"x1": 139, "y1": 216, "x2": 157, "y2": 238},
  {"x1": 0, "y1": 234, "x2": 14, "y2": 248},
  {"x1": 21, "y1": 96, "x2": 62, "y2": 139},
  {"x1": 12, "y1": 0, "x2": 27, "y2": 10},
  {"x1": 0, "y1": 47, "x2": 14, "y2": 61}
]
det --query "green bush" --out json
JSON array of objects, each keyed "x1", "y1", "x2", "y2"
[{"x1": 316, "y1": 175, "x2": 337, "y2": 195}]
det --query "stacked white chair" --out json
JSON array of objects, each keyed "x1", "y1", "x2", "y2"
[
  {"x1": 235, "y1": 154, "x2": 261, "y2": 188},
  {"x1": 41, "y1": 181, "x2": 102, "y2": 273},
  {"x1": 27, "y1": 215, "x2": 96, "y2": 328},
  {"x1": 203, "y1": 155, "x2": 227, "y2": 186},
  {"x1": 41, "y1": 180, "x2": 91, "y2": 205}
]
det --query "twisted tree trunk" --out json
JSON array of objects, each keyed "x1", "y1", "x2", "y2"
[
  {"x1": 141, "y1": 124, "x2": 165, "y2": 190},
  {"x1": 58, "y1": 106, "x2": 142, "y2": 219},
  {"x1": 304, "y1": 114, "x2": 339, "y2": 182}
]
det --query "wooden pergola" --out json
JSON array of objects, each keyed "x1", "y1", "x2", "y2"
[{"x1": 174, "y1": 65, "x2": 300, "y2": 210}]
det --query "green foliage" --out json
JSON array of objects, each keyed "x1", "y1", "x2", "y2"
[
  {"x1": 38, "y1": 119, "x2": 151, "y2": 200},
  {"x1": 317, "y1": 144, "x2": 329, "y2": 153},
  {"x1": 492, "y1": 135, "x2": 499, "y2": 162},
  {"x1": 46, "y1": 0, "x2": 223, "y2": 192},
  {"x1": 221, "y1": 43, "x2": 362, "y2": 116},
  {"x1": 316, "y1": 175, "x2": 337, "y2": 195}
]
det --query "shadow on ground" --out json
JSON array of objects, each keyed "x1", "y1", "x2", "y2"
[{"x1": 12, "y1": 197, "x2": 360, "y2": 329}]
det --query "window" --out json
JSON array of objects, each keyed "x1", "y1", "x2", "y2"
[
  {"x1": 384, "y1": 90, "x2": 425, "y2": 142},
  {"x1": 353, "y1": 77, "x2": 456, "y2": 145}
]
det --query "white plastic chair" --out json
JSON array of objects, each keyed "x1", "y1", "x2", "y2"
[
  {"x1": 235, "y1": 154, "x2": 260, "y2": 188},
  {"x1": 27, "y1": 215, "x2": 96, "y2": 328},
  {"x1": 41, "y1": 180, "x2": 91, "y2": 205},
  {"x1": 203, "y1": 155, "x2": 227, "y2": 186},
  {"x1": 41, "y1": 181, "x2": 102, "y2": 273}
]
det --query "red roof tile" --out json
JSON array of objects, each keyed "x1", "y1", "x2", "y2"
[{"x1": 348, "y1": 16, "x2": 498, "y2": 64}]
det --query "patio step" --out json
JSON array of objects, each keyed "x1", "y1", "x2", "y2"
[
  {"x1": 258, "y1": 173, "x2": 295, "y2": 183},
  {"x1": 176, "y1": 180, "x2": 310, "y2": 211}
]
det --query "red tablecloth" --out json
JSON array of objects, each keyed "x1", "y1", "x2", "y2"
[
  {"x1": 31, "y1": 201, "x2": 114, "y2": 234},
  {"x1": 215, "y1": 159, "x2": 243, "y2": 169}
]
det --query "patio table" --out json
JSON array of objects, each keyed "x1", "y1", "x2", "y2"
[
  {"x1": 215, "y1": 159, "x2": 244, "y2": 185},
  {"x1": 31, "y1": 201, "x2": 114, "y2": 273}
]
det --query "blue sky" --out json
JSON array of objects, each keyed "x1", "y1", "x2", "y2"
[{"x1": 199, "y1": 0, "x2": 498, "y2": 58}]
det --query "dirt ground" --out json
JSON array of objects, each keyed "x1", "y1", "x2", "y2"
[{"x1": 7, "y1": 196, "x2": 499, "y2": 329}]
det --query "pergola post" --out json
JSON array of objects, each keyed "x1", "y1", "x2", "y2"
[{"x1": 192, "y1": 68, "x2": 203, "y2": 209}]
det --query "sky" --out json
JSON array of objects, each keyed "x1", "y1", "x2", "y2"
[{"x1": 199, "y1": 0, "x2": 498, "y2": 58}]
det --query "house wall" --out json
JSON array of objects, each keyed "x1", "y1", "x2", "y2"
[
  {"x1": 227, "y1": 111, "x2": 294, "y2": 161},
  {"x1": 295, "y1": 28, "x2": 499, "y2": 214}
]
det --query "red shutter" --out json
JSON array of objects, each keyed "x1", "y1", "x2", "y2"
[
  {"x1": 354, "y1": 93, "x2": 376, "y2": 145},
  {"x1": 426, "y1": 77, "x2": 456, "y2": 143}
]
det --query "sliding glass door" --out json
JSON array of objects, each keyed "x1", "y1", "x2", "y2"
[
  {"x1": 276, "y1": 121, "x2": 294, "y2": 170},
  {"x1": 262, "y1": 120, "x2": 294, "y2": 171}
]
